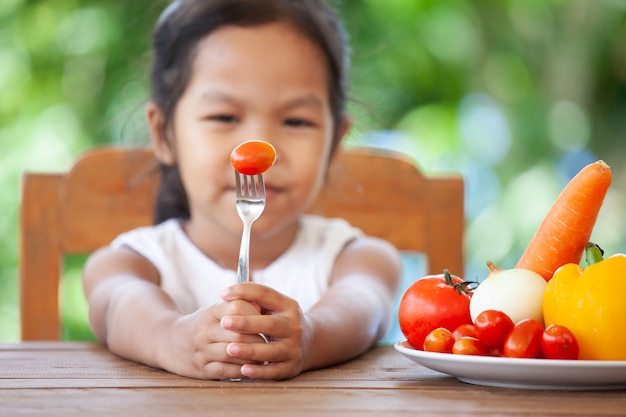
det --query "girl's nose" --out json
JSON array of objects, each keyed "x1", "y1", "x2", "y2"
[{"x1": 242, "y1": 124, "x2": 280, "y2": 163}]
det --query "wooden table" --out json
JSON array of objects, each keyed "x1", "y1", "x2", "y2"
[{"x1": 1, "y1": 343, "x2": 624, "y2": 416}]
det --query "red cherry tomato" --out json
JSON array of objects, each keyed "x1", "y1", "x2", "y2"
[
  {"x1": 474, "y1": 309, "x2": 515, "y2": 350},
  {"x1": 541, "y1": 324, "x2": 579, "y2": 360},
  {"x1": 452, "y1": 337, "x2": 491, "y2": 356},
  {"x1": 453, "y1": 323, "x2": 476, "y2": 340},
  {"x1": 230, "y1": 140, "x2": 277, "y2": 175},
  {"x1": 423, "y1": 328, "x2": 455, "y2": 353},
  {"x1": 503, "y1": 318, "x2": 544, "y2": 358},
  {"x1": 398, "y1": 270, "x2": 473, "y2": 350}
]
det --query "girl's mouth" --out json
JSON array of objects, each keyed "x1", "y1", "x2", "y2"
[{"x1": 262, "y1": 184, "x2": 282, "y2": 200}]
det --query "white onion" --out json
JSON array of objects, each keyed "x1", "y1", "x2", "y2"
[{"x1": 469, "y1": 261, "x2": 547, "y2": 325}]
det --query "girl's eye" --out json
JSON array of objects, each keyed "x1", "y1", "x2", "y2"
[
  {"x1": 284, "y1": 118, "x2": 314, "y2": 127},
  {"x1": 207, "y1": 114, "x2": 238, "y2": 123}
]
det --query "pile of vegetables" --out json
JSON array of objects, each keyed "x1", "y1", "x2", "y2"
[
  {"x1": 419, "y1": 310, "x2": 579, "y2": 359},
  {"x1": 399, "y1": 160, "x2": 626, "y2": 361}
]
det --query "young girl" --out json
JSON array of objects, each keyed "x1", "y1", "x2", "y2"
[{"x1": 83, "y1": 0, "x2": 401, "y2": 381}]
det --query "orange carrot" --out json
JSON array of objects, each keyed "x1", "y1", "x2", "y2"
[{"x1": 515, "y1": 160, "x2": 612, "y2": 281}]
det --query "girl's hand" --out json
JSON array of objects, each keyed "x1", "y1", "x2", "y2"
[
  {"x1": 163, "y1": 298, "x2": 269, "y2": 380},
  {"x1": 220, "y1": 283, "x2": 311, "y2": 380}
]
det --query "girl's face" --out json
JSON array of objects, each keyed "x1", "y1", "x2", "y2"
[{"x1": 151, "y1": 22, "x2": 347, "y2": 242}]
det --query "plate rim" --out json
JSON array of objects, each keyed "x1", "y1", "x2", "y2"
[
  {"x1": 394, "y1": 339, "x2": 626, "y2": 390},
  {"x1": 394, "y1": 339, "x2": 626, "y2": 367}
]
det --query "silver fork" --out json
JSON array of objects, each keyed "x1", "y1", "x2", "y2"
[{"x1": 234, "y1": 171, "x2": 266, "y2": 283}]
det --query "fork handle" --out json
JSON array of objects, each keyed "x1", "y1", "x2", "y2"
[{"x1": 236, "y1": 221, "x2": 252, "y2": 283}]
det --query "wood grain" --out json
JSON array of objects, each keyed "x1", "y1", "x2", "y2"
[{"x1": 1, "y1": 343, "x2": 624, "y2": 416}]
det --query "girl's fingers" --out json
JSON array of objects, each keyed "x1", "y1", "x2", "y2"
[
  {"x1": 204, "y1": 342, "x2": 241, "y2": 363},
  {"x1": 202, "y1": 361, "x2": 248, "y2": 380},
  {"x1": 220, "y1": 313, "x2": 291, "y2": 339},
  {"x1": 225, "y1": 337, "x2": 284, "y2": 366},
  {"x1": 220, "y1": 283, "x2": 295, "y2": 313},
  {"x1": 239, "y1": 360, "x2": 298, "y2": 381},
  {"x1": 190, "y1": 342, "x2": 256, "y2": 375},
  {"x1": 208, "y1": 323, "x2": 270, "y2": 344},
  {"x1": 210, "y1": 299, "x2": 262, "y2": 322}
]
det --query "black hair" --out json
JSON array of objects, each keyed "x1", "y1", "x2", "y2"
[{"x1": 149, "y1": 0, "x2": 351, "y2": 223}]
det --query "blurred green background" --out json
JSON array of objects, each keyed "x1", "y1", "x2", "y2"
[{"x1": 1, "y1": 0, "x2": 625, "y2": 341}]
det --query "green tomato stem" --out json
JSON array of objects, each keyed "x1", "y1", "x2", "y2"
[
  {"x1": 443, "y1": 269, "x2": 477, "y2": 295},
  {"x1": 585, "y1": 242, "x2": 605, "y2": 266}
]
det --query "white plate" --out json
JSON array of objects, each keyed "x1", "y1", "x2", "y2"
[{"x1": 394, "y1": 340, "x2": 626, "y2": 390}]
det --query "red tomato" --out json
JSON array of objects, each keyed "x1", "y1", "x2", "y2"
[
  {"x1": 398, "y1": 270, "x2": 473, "y2": 350},
  {"x1": 452, "y1": 337, "x2": 491, "y2": 356},
  {"x1": 230, "y1": 140, "x2": 277, "y2": 175},
  {"x1": 453, "y1": 323, "x2": 477, "y2": 340},
  {"x1": 423, "y1": 328, "x2": 455, "y2": 353},
  {"x1": 474, "y1": 309, "x2": 515, "y2": 350},
  {"x1": 541, "y1": 324, "x2": 579, "y2": 360},
  {"x1": 503, "y1": 318, "x2": 544, "y2": 358}
]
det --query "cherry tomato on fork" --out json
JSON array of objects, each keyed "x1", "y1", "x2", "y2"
[{"x1": 230, "y1": 140, "x2": 277, "y2": 175}]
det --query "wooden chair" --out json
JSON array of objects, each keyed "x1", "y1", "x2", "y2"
[{"x1": 19, "y1": 146, "x2": 464, "y2": 340}]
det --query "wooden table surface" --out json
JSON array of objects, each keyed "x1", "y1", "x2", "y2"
[{"x1": 1, "y1": 342, "x2": 624, "y2": 416}]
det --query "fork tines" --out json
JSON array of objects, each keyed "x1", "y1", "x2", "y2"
[{"x1": 235, "y1": 172, "x2": 265, "y2": 199}]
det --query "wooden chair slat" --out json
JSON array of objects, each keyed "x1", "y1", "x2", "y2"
[
  {"x1": 62, "y1": 148, "x2": 158, "y2": 252},
  {"x1": 19, "y1": 174, "x2": 63, "y2": 340}
]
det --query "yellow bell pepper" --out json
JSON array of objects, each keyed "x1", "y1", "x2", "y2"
[{"x1": 543, "y1": 242, "x2": 626, "y2": 360}]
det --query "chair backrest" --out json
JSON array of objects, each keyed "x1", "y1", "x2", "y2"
[{"x1": 19, "y1": 146, "x2": 464, "y2": 340}]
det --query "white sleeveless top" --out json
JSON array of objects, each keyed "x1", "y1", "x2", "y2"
[{"x1": 110, "y1": 215, "x2": 362, "y2": 313}]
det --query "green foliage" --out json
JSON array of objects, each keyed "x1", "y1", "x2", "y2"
[
  {"x1": 339, "y1": 0, "x2": 626, "y2": 275},
  {"x1": 1, "y1": 0, "x2": 625, "y2": 340},
  {"x1": 1, "y1": 0, "x2": 164, "y2": 340},
  {"x1": 60, "y1": 256, "x2": 96, "y2": 341}
]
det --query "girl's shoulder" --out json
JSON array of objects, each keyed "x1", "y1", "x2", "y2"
[
  {"x1": 300, "y1": 214, "x2": 363, "y2": 237},
  {"x1": 296, "y1": 215, "x2": 364, "y2": 252},
  {"x1": 109, "y1": 218, "x2": 184, "y2": 252}
]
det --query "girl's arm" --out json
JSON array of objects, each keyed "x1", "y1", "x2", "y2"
[
  {"x1": 303, "y1": 236, "x2": 401, "y2": 368},
  {"x1": 83, "y1": 246, "x2": 265, "y2": 380},
  {"x1": 220, "y1": 236, "x2": 401, "y2": 379}
]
